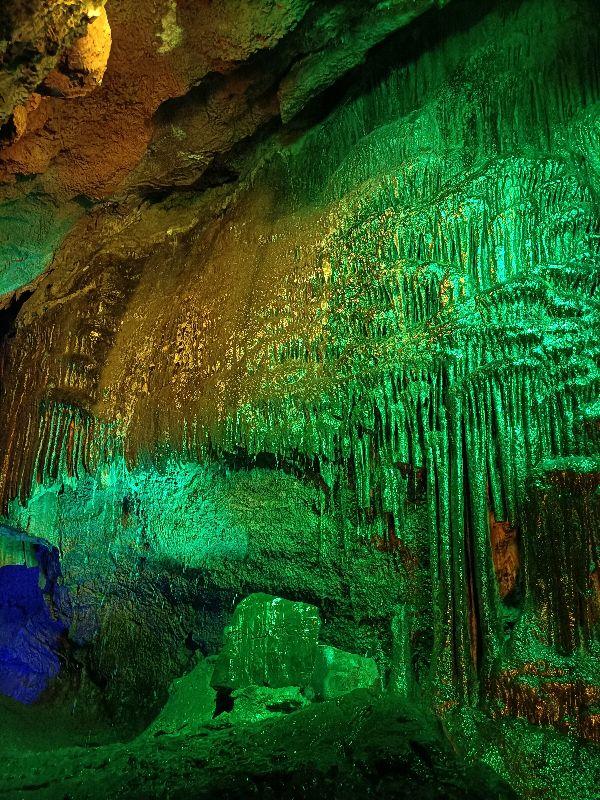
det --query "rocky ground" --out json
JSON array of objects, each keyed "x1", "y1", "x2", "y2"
[{"x1": 0, "y1": 689, "x2": 517, "y2": 800}]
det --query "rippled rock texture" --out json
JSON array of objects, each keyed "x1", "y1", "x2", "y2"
[{"x1": 0, "y1": 0, "x2": 599, "y2": 798}]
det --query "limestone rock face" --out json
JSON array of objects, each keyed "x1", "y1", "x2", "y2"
[
  {"x1": 0, "y1": 0, "x2": 105, "y2": 124},
  {"x1": 278, "y1": 0, "x2": 441, "y2": 122},
  {"x1": 211, "y1": 593, "x2": 321, "y2": 691},
  {"x1": 0, "y1": 0, "x2": 442, "y2": 203},
  {"x1": 310, "y1": 645, "x2": 379, "y2": 700},
  {"x1": 0, "y1": 4, "x2": 598, "y2": 795},
  {"x1": 0, "y1": 563, "x2": 66, "y2": 703},
  {"x1": 41, "y1": 6, "x2": 111, "y2": 100}
]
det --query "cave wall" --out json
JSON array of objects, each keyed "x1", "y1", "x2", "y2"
[{"x1": 0, "y1": 0, "x2": 598, "y2": 731}]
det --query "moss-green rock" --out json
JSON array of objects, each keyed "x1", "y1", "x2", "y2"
[
  {"x1": 211, "y1": 593, "x2": 321, "y2": 691},
  {"x1": 310, "y1": 645, "x2": 379, "y2": 700},
  {"x1": 229, "y1": 685, "x2": 309, "y2": 724},
  {"x1": 144, "y1": 657, "x2": 216, "y2": 737}
]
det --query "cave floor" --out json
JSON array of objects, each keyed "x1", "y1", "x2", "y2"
[
  {"x1": 0, "y1": 693, "x2": 138, "y2": 754},
  {"x1": 1, "y1": 690, "x2": 599, "y2": 800},
  {"x1": 0, "y1": 691, "x2": 517, "y2": 800}
]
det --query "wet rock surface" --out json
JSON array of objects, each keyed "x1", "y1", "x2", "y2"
[
  {"x1": 211, "y1": 593, "x2": 321, "y2": 691},
  {"x1": 309, "y1": 644, "x2": 379, "y2": 700},
  {"x1": 0, "y1": 0, "x2": 598, "y2": 798},
  {"x1": 0, "y1": 691, "x2": 518, "y2": 800}
]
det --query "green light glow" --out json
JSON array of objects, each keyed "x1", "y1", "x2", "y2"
[{"x1": 0, "y1": 194, "x2": 81, "y2": 296}]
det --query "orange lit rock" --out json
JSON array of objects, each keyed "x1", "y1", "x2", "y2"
[
  {"x1": 41, "y1": 6, "x2": 111, "y2": 99},
  {"x1": 1, "y1": 93, "x2": 42, "y2": 145},
  {"x1": 489, "y1": 667, "x2": 600, "y2": 743},
  {"x1": 489, "y1": 512, "x2": 519, "y2": 599},
  {"x1": 0, "y1": 1, "x2": 106, "y2": 124}
]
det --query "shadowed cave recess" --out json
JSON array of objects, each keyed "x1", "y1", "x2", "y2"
[{"x1": 0, "y1": 0, "x2": 598, "y2": 797}]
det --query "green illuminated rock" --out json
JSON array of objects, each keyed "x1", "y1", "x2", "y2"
[
  {"x1": 145, "y1": 657, "x2": 216, "y2": 737},
  {"x1": 310, "y1": 645, "x2": 379, "y2": 700},
  {"x1": 390, "y1": 605, "x2": 415, "y2": 698},
  {"x1": 211, "y1": 594, "x2": 321, "y2": 691},
  {"x1": 0, "y1": 0, "x2": 599, "y2": 796},
  {"x1": 0, "y1": 193, "x2": 82, "y2": 296},
  {"x1": 229, "y1": 685, "x2": 309, "y2": 724}
]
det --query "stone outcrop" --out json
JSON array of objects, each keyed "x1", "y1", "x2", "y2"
[
  {"x1": 0, "y1": 0, "x2": 446, "y2": 204},
  {"x1": 40, "y1": 6, "x2": 111, "y2": 101},
  {"x1": 229, "y1": 684, "x2": 309, "y2": 723},
  {"x1": 309, "y1": 645, "x2": 379, "y2": 700},
  {"x1": 0, "y1": 691, "x2": 519, "y2": 799},
  {"x1": 145, "y1": 657, "x2": 216, "y2": 737},
  {"x1": 0, "y1": 1, "x2": 106, "y2": 124},
  {"x1": 211, "y1": 593, "x2": 321, "y2": 691}
]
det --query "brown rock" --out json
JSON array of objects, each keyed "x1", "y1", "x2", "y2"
[
  {"x1": 0, "y1": 0, "x2": 105, "y2": 123},
  {"x1": 489, "y1": 511, "x2": 519, "y2": 599},
  {"x1": 41, "y1": 6, "x2": 112, "y2": 99}
]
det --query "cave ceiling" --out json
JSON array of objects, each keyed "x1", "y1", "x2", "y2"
[{"x1": 0, "y1": 0, "x2": 456, "y2": 492}]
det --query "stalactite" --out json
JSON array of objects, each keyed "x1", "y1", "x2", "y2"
[{"x1": 524, "y1": 463, "x2": 600, "y2": 653}]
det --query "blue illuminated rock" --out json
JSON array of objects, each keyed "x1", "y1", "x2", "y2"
[{"x1": 0, "y1": 565, "x2": 65, "y2": 703}]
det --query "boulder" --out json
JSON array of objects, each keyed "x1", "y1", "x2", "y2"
[
  {"x1": 146, "y1": 657, "x2": 215, "y2": 737},
  {"x1": 211, "y1": 593, "x2": 321, "y2": 691},
  {"x1": 310, "y1": 645, "x2": 379, "y2": 700},
  {"x1": 229, "y1": 685, "x2": 308, "y2": 724}
]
